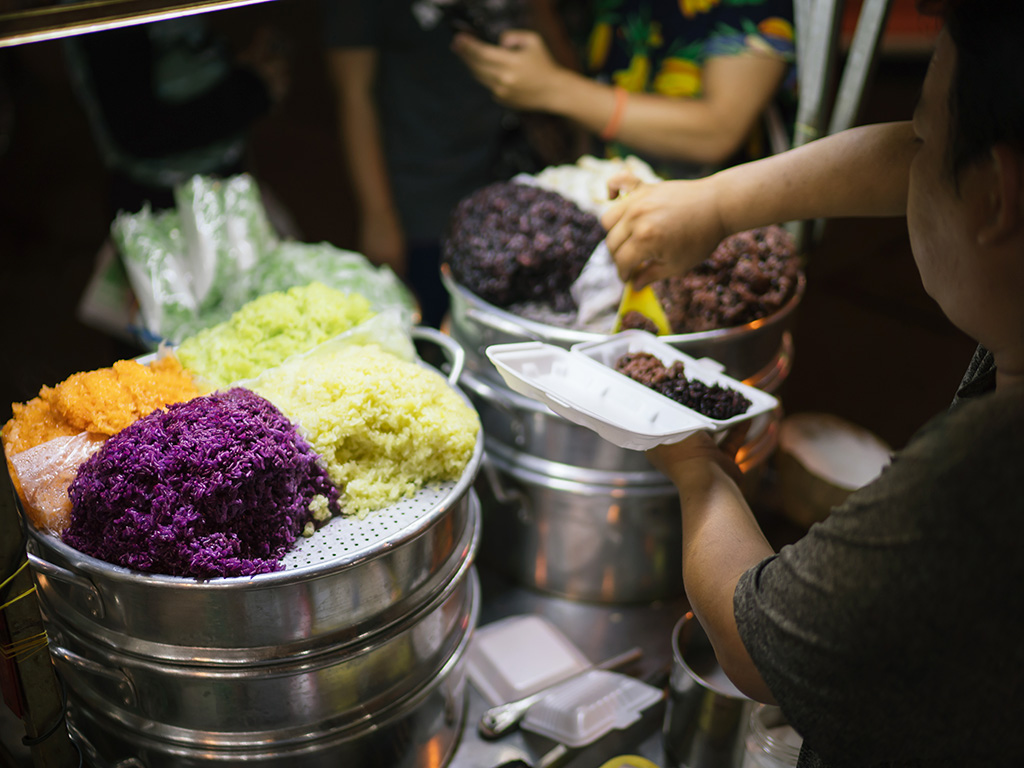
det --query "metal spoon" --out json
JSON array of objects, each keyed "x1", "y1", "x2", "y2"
[{"x1": 478, "y1": 645, "x2": 643, "y2": 740}]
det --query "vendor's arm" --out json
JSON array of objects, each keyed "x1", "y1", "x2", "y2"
[
  {"x1": 602, "y1": 120, "x2": 918, "y2": 285},
  {"x1": 325, "y1": 47, "x2": 406, "y2": 276},
  {"x1": 452, "y1": 29, "x2": 785, "y2": 166},
  {"x1": 647, "y1": 432, "x2": 776, "y2": 703}
]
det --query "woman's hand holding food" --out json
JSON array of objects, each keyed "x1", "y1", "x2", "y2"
[
  {"x1": 601, "y1": 175, "x2": 728, "y2": 287},
  {"x1": 602, "y1": 122, "x2": 919, "y2": 288}
]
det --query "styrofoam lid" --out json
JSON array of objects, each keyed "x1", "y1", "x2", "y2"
[
  {"x1": 466, "y1": 614, "x2": 591, "y2": 706},
  {"x1": 521, "y1": 669, "x2": 663, "y2": 748}
]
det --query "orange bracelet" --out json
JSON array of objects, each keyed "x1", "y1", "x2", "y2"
[{"x1": 600, "y1": 86, "x2": 628, "y2": 142}]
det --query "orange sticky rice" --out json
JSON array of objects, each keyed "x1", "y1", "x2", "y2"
[
  {"x1": 2, "y1": 354, "x2": 202, "y2": 531},
  {"x1": 3, "y1": 355, "x2": 201, "y2": 456}
]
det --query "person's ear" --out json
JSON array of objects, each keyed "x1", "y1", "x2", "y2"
[{"x1": 977, "y1": 143, "x2": 1024, "y2": 246}]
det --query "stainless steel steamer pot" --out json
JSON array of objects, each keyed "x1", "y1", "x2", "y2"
[
  {"x1": 16, "y1": 329, "x2": 483, "y2": 765},
  {"x1": 64, "y1": 571, "x2": 479, "y2": 768},
  {"x1": 25, "y1": 471, "x2": 478, "y2": 663},
  {"x1": 442, "y1": 266, "x2": 804, "y2": 385},
  {"x1": 441, "y1": 269, "x2": 797, "y2": 603},
  {"x1": 43, "y1": 506, "x2": 479, "y2": 741},
  {"x1": 25, "y1": 328, "x2": 480, "y2": 663},
  {"x1": 474, "y1": 418, "x2": 779, "y2": 603}
]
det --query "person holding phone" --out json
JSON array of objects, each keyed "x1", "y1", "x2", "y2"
[
  {"x1": 453, "y1": 0, "x2": 796, "y2": 180},
  {"x1": 321, "y1": 0, "x2": 577, "y2": 328}
]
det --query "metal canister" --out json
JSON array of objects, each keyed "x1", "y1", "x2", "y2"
[{"x1": 663, "y1": 613, "x2": 753, "y2": 768}]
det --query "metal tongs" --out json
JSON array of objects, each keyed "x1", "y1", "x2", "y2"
[{"x1": 478, "y1": 645, "x2": 643, "y2": 740}]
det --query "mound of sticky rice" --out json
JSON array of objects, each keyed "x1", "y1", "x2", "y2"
[
  {"x1": 615, "y1": 351, "x2": 752, "y2": 420},
  {"x1": 176, "y1": 282, "x2": 376, "y2": 388},
  {"x1": 2, "y1": 355, "x2": 202, "y2": 533},
  {"x1": 2, "y1": 356, "x2": 200, "y2": 455},
  {"x1": 250, "y1": 344, "x2": 480, "y2": 518},
  {"x1": 634, "y1": 225, "x2": 802, "y2": 334},
  {"x1": 64, "y1": 388, "x2": 339, "y2": 578},
  {"x1": 443, "y1": 181, "x2": 604, "y2": 313}
]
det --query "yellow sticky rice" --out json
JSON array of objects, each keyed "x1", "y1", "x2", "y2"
[
  {"x1": 250, "y1": 344, "x2": 480, "y2": 517},
  {"x1": 176, "y1": 282, "x2": 376, "y2": 388}
]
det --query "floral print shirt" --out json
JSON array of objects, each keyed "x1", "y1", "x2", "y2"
[{"x1": 586, "y1": 0, "x2": 796, "y2": 175}]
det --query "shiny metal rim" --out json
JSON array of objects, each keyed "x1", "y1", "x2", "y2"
[
  {"x1": 61, "y1": 569, "x2": 479, "y2": 753},
  {"x1": 442, "y1": 265, "x2": 806, "y2": 348}
]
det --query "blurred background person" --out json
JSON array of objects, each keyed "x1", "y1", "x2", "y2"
[
  {"x1": 321, "y1": 0, "x2": 580, "y2": 329},
  {"x1": 63, "y1": 13, "x2": 289, "y2": 217},
  {"x1": 453, "y1": 0, "x2": 795, "y2": 180}
]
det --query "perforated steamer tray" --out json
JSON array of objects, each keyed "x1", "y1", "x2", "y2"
[
  {"x1": 486, "y1": 330, "x2": 778, "y2": 451},
  {"x1": 21, "y1": 344, "x2": 485, "y2": 663},
  {"x1": 276, "y1": 474, "x2": 475, "y2": 570}
]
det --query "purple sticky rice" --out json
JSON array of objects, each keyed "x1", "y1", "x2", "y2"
[
  {"x1": 443, "y1": 181, "x2": 604, "y2": 312},
  {"x1": 64, "y1": 388, "x2": 339, "y2": 578}
]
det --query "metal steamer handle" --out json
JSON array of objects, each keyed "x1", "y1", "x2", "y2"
[
  {"x1": 463, "y1": 306, "x2": 543, "y2": 342},
  {"x1": 65, "y1": 712, "x2": 147, "y2": 768},
  {"x1": 478, "y1": 645, "x2": 644, "y2": 740},
  {"x1": 480, "y1": 460, "x2": 528, "y2": 516},
  {"x1": 49, "y1": 645, "x2": 138, "y2": 710},
  {"x1": 25, "y1": 549, "x2": 105, "y2": 619},
  {"x1": 411, "y1": 326, "x2": 465, "y2": 386}
]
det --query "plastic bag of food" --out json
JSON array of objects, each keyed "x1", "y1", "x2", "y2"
[
  {"x1": 174, "y1": 173, "x2": 275, "y2": 309},
  {"x1": 111, "y1": 204, "x2": 197, "y2": 340},
  {"x1": 9, "y1": 432, "x2": 107, "y2": 533},
  {"x1": 112, "y1": 174, "x2": 417, "y2": 346}
]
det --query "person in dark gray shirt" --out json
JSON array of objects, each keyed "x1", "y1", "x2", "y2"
[
  {"x1": 600, "y1": 0, "x2": 1024, "y2": 764},
  {"x1": 321, "y1": 0, "x2": 511, "y2": 328}
]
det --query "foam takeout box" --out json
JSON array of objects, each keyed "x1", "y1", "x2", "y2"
[{"x1": 485, "y1": 330, "x2": 778, "y2": 452}]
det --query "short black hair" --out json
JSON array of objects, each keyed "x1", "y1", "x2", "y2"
[{"x1": 921, "y1": 0, "x2": 1024, "y2": 180}]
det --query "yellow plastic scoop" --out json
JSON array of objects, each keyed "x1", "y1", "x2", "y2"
[{"x1": 613, "y1": 280, "x2": 672, "y2": 335}]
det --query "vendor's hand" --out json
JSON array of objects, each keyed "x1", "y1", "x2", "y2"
[
  {"x1": 647, "y1": 428, "x2": 746, "y2": 488},
  {"x1": 606, "y1": 170, "x2": 644, "y2": 202},
  {"x1": 359, "y1": 210, "x2": 406, "y2": 278},
  {"x1": 451, "y1": 29, "x2": 564, "y2": 111},
  {"x1": 601, "y1": 176, "x2": 728, "y2": 287}
]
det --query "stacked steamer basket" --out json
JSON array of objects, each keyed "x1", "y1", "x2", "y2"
[
  {"x1": 441, "y1": 167, "x2": 802, "y2": 604},
  {"x1": 20, "y1": 350, "x2": 484, "y2": 768}
]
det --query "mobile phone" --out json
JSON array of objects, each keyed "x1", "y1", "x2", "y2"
[{"x1": 437, "y1": 2, "x2": 498, "y2": 44}]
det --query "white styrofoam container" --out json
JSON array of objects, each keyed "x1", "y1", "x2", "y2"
[
  {"x1": 572, "y1": 330, "x2": 779, "y2": 430},
  {"x1": 485, "y1": 330, "x2": 778, "y2": 452},
  {"x1": 485, "y1": 342, "x2": 712, "y2": 451},
  {"x1": 465, "y1": 614, "x2": 591, "y2": 707},
  {"x1": 520, "y1": 669, "x2": 664, "y2": 748}
]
